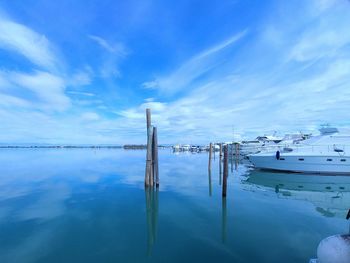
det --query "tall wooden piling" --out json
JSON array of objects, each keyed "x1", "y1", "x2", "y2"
[
  {"x1": 146, "y1": 126, "x2": 154, "y2": 187},
  {"x1": 145, "y1": 109, "x2": 159, "y2": 187},
  {"x1": 222, "y1": 145, "x2": 228, "y2": 197},
  {"x1": 153, "y1": 127, "x2": 159, "y2": 187},
  {"x1": 208, "y1": 143, "x2": 212, "y2": 171},
  {"x1": 219, "y1": 143, "x2": 223, "y2": 185}
]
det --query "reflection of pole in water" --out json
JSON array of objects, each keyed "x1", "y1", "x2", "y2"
[
  {"x1": 208, "y1": 170, "x2": 212, "y2": 196},
  {"x1": 222, "y1": 197, "x2": 227, "y2": 243},
  {"x1": 145, "y1": 187, "x2": 159, "y2": 256},
  {"x1": 347, "y1": 209, "x2": 350, "y2": 234},
  {"x1": 235, "y1": 144, "x2": 239, "y2": 171},
  {"x1": 230, "y1": 144, "x2": 234, "y2": 173}
]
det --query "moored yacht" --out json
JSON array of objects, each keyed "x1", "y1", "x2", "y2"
[
  {"x1": 248, "y1": 128, "x2": 350, "y2": 174},
  {"x1": 236, "y1": 132, "x2": 308, "y2": 156}
]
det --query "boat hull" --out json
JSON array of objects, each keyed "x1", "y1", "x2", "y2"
[{"x1": 248, "y1": 155, "x2": 350, "y2": 174}]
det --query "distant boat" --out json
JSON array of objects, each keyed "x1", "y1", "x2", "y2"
[{"x1": 248, "y1": 127, "x2": 350, "y2": 174}]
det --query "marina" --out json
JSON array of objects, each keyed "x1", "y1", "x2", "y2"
[
  {"x1": 1, "y1": 0, "x2": 350, "y2": 262},
  {"x1": 0, "y1": 148, "x2": 349, "y2": 263}
]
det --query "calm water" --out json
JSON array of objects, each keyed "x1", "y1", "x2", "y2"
[{"x1": 0, "y1": 149, "x2": 349, "y2": 263}]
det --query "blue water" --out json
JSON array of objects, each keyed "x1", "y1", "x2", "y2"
[{"x1": 0, "y1": 149, "x2": 349, "y2": 262}]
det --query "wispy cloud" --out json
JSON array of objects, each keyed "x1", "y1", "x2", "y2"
[
  {"x1": 144, "y1": 30, "x2": 248, "y2": 95},
  {"x1": 10, "y1": 71, "x2": 70, "y2": 111},
  {"x1": 0, "y1": 17, "x2": 59, "y2": 70},
  {"x1": 88, "y1": 35, "x2": 128, "y2": 78},
  {"x1": 88, "y1": 35, "x2": 128, "y2": 56}
]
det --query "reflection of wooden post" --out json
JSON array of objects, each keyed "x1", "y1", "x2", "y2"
[
  {"x1": 145, "y1": 188, "x2": 153, "y2": 255},
  {"x1": 208, "y1": 170, "x2": 212, "y2": 196},
  {"x1": 145, "y1": 187, "x2": 159, "y2": 256},
  {"x1": 230, "y1": 144, "x2": 233, "y2": 173},
  {"x1": 208, "y1": 143, "x2": 212, "y2": 171},
  {"x1": 222, "y1": 197, "x2": 227, "y2": 243},
  {"x1": 153, "y1": 127, "x2": 159, "y2": 187},
  {"x1": 222, "y1": 145, "x2": 228, "y2": 197}
]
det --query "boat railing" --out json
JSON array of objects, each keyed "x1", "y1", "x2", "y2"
[{"x1": 254, "y1": 143, "x2": 350, "y2": 154}]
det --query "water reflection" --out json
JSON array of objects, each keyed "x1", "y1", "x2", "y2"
[
  {"x1": 208, "y1": 170, "x2": 212, "y2": 197},
  {"x1": 244, "y1": 170, "x2": 350, "y2": 218},
  {"x1": 222, "y1": 197, "x2": 227, "y2": 243},
  {"x1": 145, "y1": 187, "x2": 159, "y2": 255},
  {"x1": 219, "y1": 156, "x2": 222, "y2": 186}
]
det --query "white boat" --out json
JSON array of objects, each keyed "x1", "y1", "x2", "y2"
[
  {"x1": 235, "y1": 133, "x2": 307, "y2": 156},
  {"x1": 248, "y1": 128, "x2": 350, "y2": 174}
]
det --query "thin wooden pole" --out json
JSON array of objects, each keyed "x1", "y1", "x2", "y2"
[
  {"x1": 208, "y1": 143, "x2": 212, "y2": 171},
  {"x1": 213, "y1": 144, "x2": 216, "y2": 160},
  {"x1": 145, "y1": 109, "x2": 153, "y2": 187},
  {"x1": 153, "y1": 127, "x2": 159, "y2": 187},
  {"x1": 222, "y1": 145, "x2": 228, "y2": 197},
  {"x1": 147, "y1": 127, "x2": 154, "y2": 187},
  {"x1": 219, "y1": 143, "x2": 223, "y2": 185},
  {"x1": 235, "y1": 143, "x2": 239, "y2": 170}
]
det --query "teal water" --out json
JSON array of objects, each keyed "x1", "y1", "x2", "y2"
[{"x1": 0, "y1": 149, "x2": 349, "y2": 263}]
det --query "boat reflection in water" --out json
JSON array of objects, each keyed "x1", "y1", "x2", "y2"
[{"x1": 243, "y1": 170, "x2": 350, "y2": 218}]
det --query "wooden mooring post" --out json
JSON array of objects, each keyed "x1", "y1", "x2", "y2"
[
  {"x1": 208, "y1": 143, "x2": 212, "y2": 171},
  {"x1": 222, "y1": 145, "x2": 228, "y2": 197},
  {"x1": 145, "y1": 109, "x2": 159, "y2": 187},
  {"x1": 219, "y1": 143, "x2": 223, "y2": 185},
  {"x1": 153, "y1": 127, "x2": 159, "y2": 187}
]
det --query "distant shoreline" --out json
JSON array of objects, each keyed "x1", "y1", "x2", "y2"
[{"x1": 0, "y1": 145, "x2": 171, "y2": 149}]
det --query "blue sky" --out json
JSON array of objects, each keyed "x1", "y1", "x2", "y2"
[{"x1": 0, "y1": 0, "x2": 350, "y2": 144}]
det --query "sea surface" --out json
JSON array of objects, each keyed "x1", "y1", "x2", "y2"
[{"x1": 0, "y1": 149, "x2": 349, "y2": 263}]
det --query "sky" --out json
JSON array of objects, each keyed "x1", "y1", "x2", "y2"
[{"x1": 0, "y1": 0, "x2": 350, "y2": 145}]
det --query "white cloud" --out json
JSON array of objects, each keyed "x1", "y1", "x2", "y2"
[
  {"x1": 142, "y1": 80, "x2": 158, "y2": 89},
  {"x1": 0, "y1": 17, "x2": 59, "y2": 70},
  {"x1": 88, "y1": 35, "x2": 127, "y2": 56},
  {"x1": 81, "y1": 112, "x2": 100, "y2": 122},
  {"x1": 69, "y1": 68, "x2": 93, "y2": 87},
  {"x1": 88, "y1": 35, "x2": 128, "y2": 78},
  {"x1": 148, "y1": 30, "x2": 247, "y2": 95},
  {"x1": 0, "y1": 93, "x2": 31, "y2": 108},
  {"x1": 68, "y1": 91, "x2": 95, "y2": 97},
  {"x1": 9, "y1": 71, "x2": 70, "y2": 111}
]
